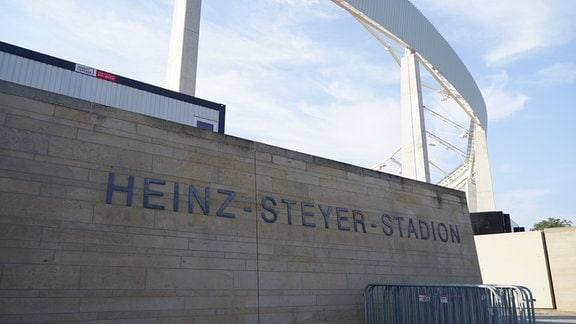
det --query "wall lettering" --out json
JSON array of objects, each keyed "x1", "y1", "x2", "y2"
[{"x1": 106, "y1": 172, "x2": 461, "y2": 244}]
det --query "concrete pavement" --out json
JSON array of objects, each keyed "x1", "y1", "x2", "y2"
[{"x1": 536, "y1": 310, "x2": 576, "y2": 323}]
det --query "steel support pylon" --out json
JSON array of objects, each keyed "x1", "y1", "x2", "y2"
[
  {"x1": 400, "y1": 48, "x2": 430, "y2": 183},
  {"x1": 166, "y1": 0, "x2": 202, "y2": 96}
]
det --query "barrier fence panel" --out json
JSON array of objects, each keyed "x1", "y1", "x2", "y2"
[{"x1": 363, "y1": 283, "x2": 535, "y2": 324}]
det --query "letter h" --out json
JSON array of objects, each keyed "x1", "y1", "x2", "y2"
[{"x1": 106, "y1": 172, "x2": 134, "y2": 206}]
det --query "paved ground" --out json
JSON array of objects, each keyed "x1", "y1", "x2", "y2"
[{"x1": 536, "y1": 310, "x2": 576, "y2": 323}]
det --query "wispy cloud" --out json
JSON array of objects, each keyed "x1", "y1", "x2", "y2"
[
  {"x1": 412, "y1": 0, "x2": 576, "y2": 66},
  {"x1": 1, "y1": 0, "x2": 172, "y2": 85},
  {"x1": 197, "y1": 1, "x2": 402, "y2": 167},
  {"x1": 535, "y1": 62, "x2": 576, "y2": 86},
  {"x1": 482, "y1": 72, "x2": 528, "y2": 121}
]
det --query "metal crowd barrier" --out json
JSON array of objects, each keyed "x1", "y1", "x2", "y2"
[{"x1": 363, "y1": 283, "x2": 535, "y2": 324}]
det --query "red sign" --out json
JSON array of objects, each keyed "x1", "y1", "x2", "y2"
[{"x1": 96, "y1": 70, "x2": 117, "y2": 82}]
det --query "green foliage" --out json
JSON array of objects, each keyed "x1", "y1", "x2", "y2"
[{"x1": 531, "y1": 217, "x2": 573, "y2": 231}]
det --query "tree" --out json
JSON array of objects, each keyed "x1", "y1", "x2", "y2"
[{"x1": 531, "y1": 217, "x2": 573, "y2": 231}]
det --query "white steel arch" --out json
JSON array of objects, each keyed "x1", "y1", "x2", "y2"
[{"x1": 331, "y1": 0, "x2": 495, "y2": 212}]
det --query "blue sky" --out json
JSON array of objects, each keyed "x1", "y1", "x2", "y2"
[{"x1": 1, "y1": 0, "x2": 575, "y2": 229}]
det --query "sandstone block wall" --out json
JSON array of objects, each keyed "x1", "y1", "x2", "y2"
[
  {"x1": 474, "y1": 227, "x2": 576, "y2": 311},
  {"x1": 0, "y1": 81, "x2": 481, "y2": 323},
  {"x1": 544, "y1": 227, "x2": 576, "y2": 311},
  {"x1": 474, "y1": 231, "x2": 554, "y2": 308}
]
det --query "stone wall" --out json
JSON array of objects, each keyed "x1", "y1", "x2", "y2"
[
  {"x1": 0, "y1": 81, "x2": 481, "y2": 323},
  {"x1": 544, "y1": 227, "x2": 576, "y2": 311},
  {"x1": 474, "y1": 231, "x2": 554, "y2": 308},
  {"x1": 474, "y1": 227, "x2": 576, "y2": 311}
]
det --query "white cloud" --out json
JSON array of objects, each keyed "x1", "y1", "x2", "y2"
[
  {"x1": 482, "y1": 72, "x2": 528, "y2": 121},
  {"x1": 1, "y1": 0, "x2": 172, "y2": 85},
  {"x1": 412, "y1": 0, "x2": 576, "y2": 66},
  {"x1": 196, "y1": 1, "x2": 403, "y2": 168},
  {"x1": 535, "y1": 62, "x2": 576, "y2": 86}
]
